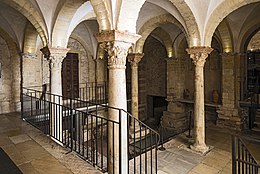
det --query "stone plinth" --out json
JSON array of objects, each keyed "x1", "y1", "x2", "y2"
[
  {"x1": 217, "y1": 106, "x2": 242, "y2": 130},
  {"x1": 162, "y1": 110, "x2": 188, "y2": 134}
]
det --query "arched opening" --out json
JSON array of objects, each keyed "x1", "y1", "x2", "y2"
[{"x1": 139, "y1": 34, "x2": 167, "y2": 128}]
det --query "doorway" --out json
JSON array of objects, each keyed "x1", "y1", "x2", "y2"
[{"x1": 62, "y1": 53, "x2": 79, "y2": 98}]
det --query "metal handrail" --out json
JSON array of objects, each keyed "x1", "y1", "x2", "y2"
[
  {"x1": 22, "y1": 86, "x2": 160, "y2": 173},
  {"x1": 232, "y1": 135, "x2": 260, "y2": 174}
]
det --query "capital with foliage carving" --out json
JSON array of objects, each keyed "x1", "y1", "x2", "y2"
[
  {"x1": 48, "y1": 47, "x2": 70, "y2": 70},
  {"x1": 100, "y1": 41, "x2": 132, "y2": 69},
  {"x1": 127, "y1": 53, "x2": 144, "y2": 67},
  {"x1": 186, "y1": 46, "x2": 213, "y2": 67},
  {"x1": 95, "y1": 30, "x2": 141, "y2": 69}
]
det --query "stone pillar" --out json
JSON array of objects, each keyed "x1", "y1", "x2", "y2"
[
  {"x1": 217, "y1": 53, "x2": 241, "y2": 130},
  {"x1": 127, "y1": 53, "x2": 143, "y2": 127},
  {"x1": 186, "y1": 46, "x2": 213, "y2": 154},
  {"x1": 161, "y1": 57, "x2": 188, "y2": 134},
  {"x1": 48, "y1": 47, "x2": 69, "y2": 140},
  {"x1": 95, "y1": 30, "x2": 140, "y2": 174}
]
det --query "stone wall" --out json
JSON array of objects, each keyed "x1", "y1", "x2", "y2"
[
  {"x1": 0, "y1": 36, "x2": 20, "y2": 113},
  {"x1": 248, "y1": 31, "x2": 260, "y2": 50},
  {"x1": 22, "y1": 53, "x2": 42, "y2": 88},
  {"x1": 139, "y1": 36, "x2": 167, "y2": 121}
]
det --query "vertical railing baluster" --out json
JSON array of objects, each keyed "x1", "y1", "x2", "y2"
[
  {"x1": 145, "y1": 127, "x2": 147, "y2": 174},
  {"x1": 140, "y1": 122, "x2": 142, "y2": 174},
  {"x1": 95, "y1": 104, "x2": 98, "y2": 167},
  {"x1": 101, "y1": 118, "x2": 104, "y2": 169},
  {"x1": 134, "y1": 118, "x2": 136, "y2": 174},
  {"x1": 127, "y1": 114, "x2": 130, "y2": 174},
  {"x1": 150, "y1": 130, "x2": 153, "y2": 174},
  {"x1": 242, "y1": 144, "x2": 245, "y2": 173},
  {"x1": 238, "y1": 139, "x2": 241, "y2": 174},
  {"x1": 113, "y1": 123, "x2": 115, "y2": 174},
  {"x1": 119, "y1": 110, "x2": 122, "y2": 174}
]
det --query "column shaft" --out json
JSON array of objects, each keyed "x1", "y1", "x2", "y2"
[
  {"x1": 194, "y1": 64, "x2": 206, "y2": 147},
  {"x1": 128, "y1": 53, "x2": 143, "y2": 126},
  {"x1": 95, "y1": 30, "x2": 140, "y2": 174},
  {"x1": 186, "y1": 46, "x2": 213, "y2": 154},
  {"x1": 48, "y1": 47, "x2": 69, "y2": 141}
]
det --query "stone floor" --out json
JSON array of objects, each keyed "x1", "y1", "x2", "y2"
[
  {"x1": 0, "y1": 112, "x2": 102, "y2": 174},
  {"x1": 157, "y1": 125, "x2": 260, "y2": 174},
  {"x1": 0, "y1": 112, "x2": 259, "y2": 174}
]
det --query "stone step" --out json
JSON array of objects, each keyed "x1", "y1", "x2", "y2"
[
  {"x1": 255, "y1": 116, "x2": 260, "y2": 122},
  {"x1": 254, "y1": 121, "x2": 260, "y2": 128},
  {"x1": 252, "y1": 127, "x2": 260, "y2": 133}
]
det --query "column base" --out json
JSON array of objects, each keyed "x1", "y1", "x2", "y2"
[{"x1": 190, "y1": 143, "x2": 210, "y2": 155}]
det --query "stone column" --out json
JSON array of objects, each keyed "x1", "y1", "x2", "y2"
[
  {"x1": 48, "y1": 47, "x2": 69, "y2": 140},
  {"x1": 127, "y1": 53, "x2": 143, "y2": 127},
  {"x1": 186, "y1": 46, "x2": 213, "y2": 154},
  {"x1": 95, "y1": 30, "x2": 140, "y2": 174}
]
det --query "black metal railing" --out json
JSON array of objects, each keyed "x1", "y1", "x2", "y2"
[
  {"x1": 22, "y1": 87, "x2": 159, "y2": 173},
  {"x1": 232, "y1": 135, "x2": 260, "y2": 174},
  {"x1": 76, "y1": 82, "x2": 107, "y2": 104}
]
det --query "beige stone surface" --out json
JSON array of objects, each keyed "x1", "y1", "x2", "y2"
[{"x1": 0, "y1": 113, "x2": 103, "y2": 174}]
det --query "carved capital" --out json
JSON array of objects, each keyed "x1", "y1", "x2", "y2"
[
  {"x1": 100, "y1": 41, "x2": 131, "y2": 69},
  {"x1": 49, "y1": 47, "x2": 70, "y2": 70},
  {"x1": 186, "y1": 46, "x2": 213, "y2": 67},
  {"x1": 127, "y1": 53, "x2": 144, "y2": 67},
  {"x1": 95, "y1": 30, "x2": 141, "y2": 69}
]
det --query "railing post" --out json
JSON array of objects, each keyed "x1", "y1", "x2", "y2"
[
  {"x1": 232, "y1": 135, "x2": 237, "y2": 174},
  {"x1": 21, "y1": 88, "x2": 24, "y2": 119}
]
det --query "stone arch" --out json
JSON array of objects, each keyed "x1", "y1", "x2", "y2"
[
  {"x1": 0, "y1": 28, "x2": 21, "y2": 113},
  {"x1": 69, "y1": 33, "x2": 94, "y2": 58},
  {"x1": 51, "y1": 0, "x2": 87, "y2": 47},
  {"x1": 66, "y1": 2, "x2": 96, "y2": 45},
  {"x1": 135, "y1": 14, "x2": 186, "y2": 53},
  {"x1": 1, "y1": 0, "x2": 48, "y2": 46},
  {"x1": 90, "y1": 0, "x2": 145, "y2": 33},
  {"x1": 247, "y1": 30, "x2": 260, "y2": 50},
  {"x1": 238, "y1": 24, "x2": 260, "y2": 53},
  {"x1": 168, "y1": 0, "x2": 200, "y2": 47},
  {"x1": 216, "y1": 20, "x2": 233, "y2": 53},
  {"x1": 117, "y1": 0, "x2": 145, "y2": 32},
  {"x1": 151, "y1": 28, "x2": 173, "y2": 58},
  {"x1": 89, "y1": 0, "x2": 112, "y2": 31},
  {"x1": 23, "y1": 22, "x2": 38, "y2": 54},
  {"x1": 204, "y1": 0, "x2": 260, "y2": 46},
  {"x1": 175, "y1": 34, "x2": 188, "y2": 58}
]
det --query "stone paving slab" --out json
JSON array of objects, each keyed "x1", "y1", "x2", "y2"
[{"x1": 0, "y1": 112, "x2": 103, "y2": 174}]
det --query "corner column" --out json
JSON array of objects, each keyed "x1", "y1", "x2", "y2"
[
  {"x1": 127, "y1": 53, "x2": 143, "y2": 126},
  {"x1": 95, "y1": 30, "x2": 140, "y2": 174},
  {"x1": 186, "y1": 46, "x2": 213, "y2": 154},
  {"x1": 48, "y1": 47, "x2": 69, "y2": 140}
]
